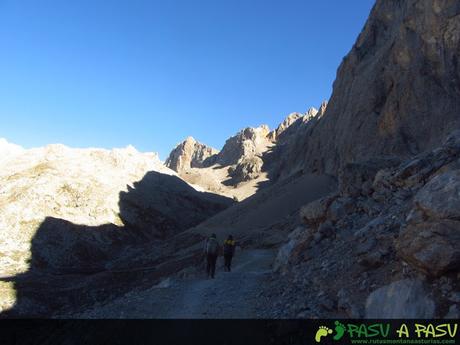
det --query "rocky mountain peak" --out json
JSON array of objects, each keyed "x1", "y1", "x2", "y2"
[
  {"x1": 165, "y1": 137, "x2": 218, "y2": 173},
  {"x1": 306, "y1": 107, "x2": 319, "y2": 118},
  {"x1": 267, "y1": 113, "x2": 303, "y2": 142},
  {"x1": 317, "y1": 100, "x2": 328, "y2": 117},
  {"x1": 214, "y1": 125, "x2": 271, "y2": 166}
]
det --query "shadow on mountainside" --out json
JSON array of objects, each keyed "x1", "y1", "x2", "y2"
[
  {"x1": 0, "y1": 171, "x2": 233, "y2": 318},
  {"x1": 261, "y1": 115, "x2": 324, "y2": 184}
]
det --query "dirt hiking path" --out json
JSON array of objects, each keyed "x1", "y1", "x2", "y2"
[{"x1": 74, "y1": 249, "x2": 275, "y2": 318}]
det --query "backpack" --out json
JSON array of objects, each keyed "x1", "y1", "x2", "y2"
[
  {"x1": 206, "y1": 238, "x2": 219, "y2": 255},
  {"x1": 223, "y1": 240, "x2": 235, "y2": 255}
]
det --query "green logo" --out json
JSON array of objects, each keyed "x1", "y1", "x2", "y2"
[
  {"x1": 314, "y1": 321, "x2": 346, "y2": 343},
  {"x1": 333, "y1": 321, "x2": 346, "y2": 341},
  {"x1": 314, "y1": 326, "x2": 333, "y2": 343},
  {"x1": 313, "y1": 321, "x2": 458, "y2": 344}
]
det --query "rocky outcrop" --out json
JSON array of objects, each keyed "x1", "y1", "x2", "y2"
[
  {"x1": 164, "y1": 125, "x2": 275, "y2": 194},
  {"x1": 397, "y1": 220, "x2": 460, "y2": 277},
  {"x1": 267, "y1": 113, "x2": 304, "y2": 142},
  {"x1": 267, "y1": 106, "x2": 324, "y2": 144},
  {"x1": 228, "y1": 156, "x2": 264, "y2": 184},
  {"x1": 164, "y1": 104, "x2": 327, "y2": 194},
  {"x1": 165, "y1": 137, "x2": 218, "y2": 173},
  {"x1": 278, "y1": 0, "x2": 460, "y2": 177},
  {"x1": 262, "y1": 131, "x2": 460, "y2": 318},
  {"x1": 413, "y1": 169, "x2": 460, "y2": 220},
  {"x1": 258, "y1": 1, "x2": 460, "y2": 316},
  {"x1": 317, "y1": 100, "x2": 327, "y2": 118},
  {"x1": 299, "y1": 195, "x2": 335, "y2": 227},
  {"x1": 264, "y1": 102, "x2": 329, "y2": 179},
  {"x1": 214, "y1": 125, "x2": 271, "y2": 166}
]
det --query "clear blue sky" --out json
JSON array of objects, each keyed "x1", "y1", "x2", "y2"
[{"x1": 0, "y1": 0, "x2": 375, "y2": 159}]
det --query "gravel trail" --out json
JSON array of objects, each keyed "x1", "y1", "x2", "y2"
[{"x1": 75, "y1": 249, "x2": 275, "y2": 318}]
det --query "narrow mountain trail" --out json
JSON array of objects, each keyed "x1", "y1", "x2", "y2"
[{"x1": 74, "y1": 249, "x2": 275, "y2": 318}]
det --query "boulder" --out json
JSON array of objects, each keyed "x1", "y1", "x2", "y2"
[
  {"x1": 365, "y1": 279, "x2": 435, "y2": 318},
  {"x1": 273, "y1": 227, "x2": 307, "y2": 273},
  {"x1": 414, "y1": 170, "x2": 460, "y2": 220},
  {"x1": 300, "y1": 195, "x2": 336, "y2": 226},
  {"x1": 273, "y1": 227, "x2": 313, "y2": 274},
  {"x1": 396, "y1": 220, "x2": 460, "y2": 277}
]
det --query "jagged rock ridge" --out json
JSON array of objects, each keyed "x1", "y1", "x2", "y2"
[{"x1": 164, "y1": 103, "x2": 328, "y2": 198}]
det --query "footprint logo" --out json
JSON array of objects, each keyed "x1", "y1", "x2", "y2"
[
  {"x1": 333, "y1": 321, "x2": 346, "y2": 341},
  {"x1": 315, "y1": 326, "x2": 333, "y2": 343}
]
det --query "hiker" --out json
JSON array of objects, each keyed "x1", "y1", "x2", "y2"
[
  {"x1": 223, "y1": 235, "x2": 236, "y2": 272},
  {"x1": 204, "y1": 233, "x2": 219, "y2": 279}
]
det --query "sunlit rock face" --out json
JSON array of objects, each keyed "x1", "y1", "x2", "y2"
[
  {"x1": 213, "y1": 125, "x2": 272, "y2": 167},
  {"x1": 0, "y1": 143, "x2": 231, "y2": 276},
  {"x1": 163, "y1": 104, "x2": 329, "y2": 197},
  {"x1": 165, "y1": 136, "x2": 218, "y2": 173}
]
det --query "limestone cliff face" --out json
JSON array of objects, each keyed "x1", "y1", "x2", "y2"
[
  {"x1": 262, "y1": 0, "x2": 460, "y2": 319},
  {"x1": 282, "y1": 0, "x2": 460, "y2": 177},
  {"x1": 213, "y1": 125, "x2": 271, "y2": 166},
  {"x1": 165, "y1": 137, "x2": 218, "y2": 173}
]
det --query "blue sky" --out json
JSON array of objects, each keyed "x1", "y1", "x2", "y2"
[{"x1": 0, "y1": 0, "x2": 375, "y2": 159}]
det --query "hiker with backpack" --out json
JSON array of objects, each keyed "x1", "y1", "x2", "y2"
[
  {"x1": 204, "y1": 233, "x2": 220, "y2": 279},
  {"x1": 223, "y1": 235, "x2": 236, "y2": 272}
]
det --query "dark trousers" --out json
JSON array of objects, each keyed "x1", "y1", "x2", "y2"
[
  {"x1": 206, "y1": 254, "x2": 218, "y2": 278},
  {"x1": 224, "y1": 254, "x2": 233, "y2": 272}
]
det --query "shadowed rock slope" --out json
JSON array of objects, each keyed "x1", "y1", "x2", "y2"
[
  {"x1": 262, "y1": 131, "x2": 460, "y2": 318},
  {"x1": 276, "y1": 0, "x2": 460, "y2": 178},
  {"x1": 259, "y1": 0, "x2": 460, "y2": 319}
]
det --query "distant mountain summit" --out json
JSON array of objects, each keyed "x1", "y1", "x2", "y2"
[
  {"x1": 165, "y1": 136, "x2": 218, "y2": 172},
  {"x1": 213, "y1": 125, "x2": 271, "y2": 166},
  {"x1": 164, "y1": 102, "x2": 328, "y2": 199}
]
